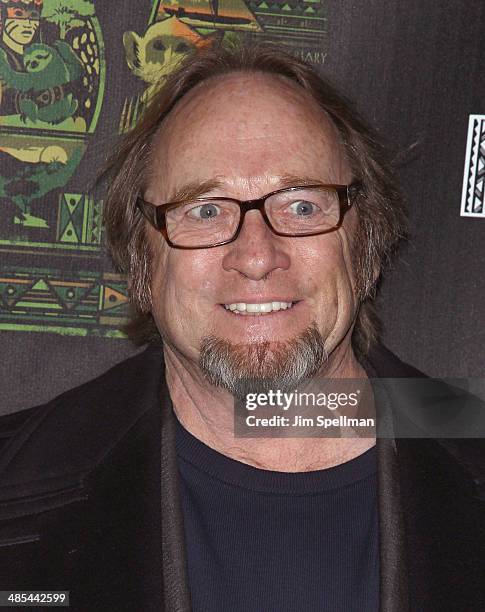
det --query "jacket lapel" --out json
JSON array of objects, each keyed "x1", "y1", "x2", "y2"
[
  {"x1": 160, "y1": 377, "x2": 192, "y2": 612},
  {"x1": 377, "y1": 436, "x2": 409, "y2": 611}
]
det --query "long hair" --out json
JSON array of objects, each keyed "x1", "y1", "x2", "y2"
[{"x1": 101, "y1": 43, "x2": 407, "y2": 355}]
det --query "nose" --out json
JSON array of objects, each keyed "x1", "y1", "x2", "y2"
[{"x1": 221, "y1": 209, "x2": 290, "y2": 280}]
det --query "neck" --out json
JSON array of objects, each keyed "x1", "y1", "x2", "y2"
[{"x1": 164, "y1": 337, "x2": 376, "y2": 472}]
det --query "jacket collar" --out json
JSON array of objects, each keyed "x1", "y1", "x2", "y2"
[{"x1": 161, "y1": 376, "x2": 192, "y2": 612}]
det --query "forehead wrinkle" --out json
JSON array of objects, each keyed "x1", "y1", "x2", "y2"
[
  {"x1": 147, "y1": 73, "x2": 352, "y2": 199},
  {"x1": 160, "y1": 71, "x2": 340, "y2": 144},
  {"x1": 231, "y1": 173, "x2": 340, "y2": 193}
]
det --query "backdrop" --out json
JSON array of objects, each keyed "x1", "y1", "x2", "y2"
[{"x1": 1, "y1": 0, "x2": 484, "y2": 414}]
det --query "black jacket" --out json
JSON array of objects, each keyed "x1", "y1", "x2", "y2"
[{"x1": 0, "y1": 343, "x2": 484, "y2": 612}]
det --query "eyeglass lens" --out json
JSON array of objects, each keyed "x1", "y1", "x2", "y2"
[{"x1": 165, "y1": 187, "x2": 341, "y2": 247}]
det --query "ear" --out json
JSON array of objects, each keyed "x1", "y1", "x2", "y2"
[{"x1": 123, "y1": 31, "x2": 141, "y2": 71}]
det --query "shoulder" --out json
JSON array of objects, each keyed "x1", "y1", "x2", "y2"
[
  {"x1": 364, "y1": 343, "x2": 427, "y2": 378},
  {"x1": 0, "y1": 342, "x2": 165, "y2": 490},
  {"x1": 368, "y1": 343, "x2": 485, "y2": 501},
  {"x1": 0, "y1": 343, "x2": 165, "y2": 604}
]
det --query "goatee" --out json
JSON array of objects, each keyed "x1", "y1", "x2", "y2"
[{"x1": 199, "y1": 322, "x2": 328, "y2": 400}]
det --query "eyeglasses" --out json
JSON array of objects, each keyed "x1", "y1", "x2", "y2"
[{"x1": 137, "y1": 182, "x2": 362, "y2": 249}]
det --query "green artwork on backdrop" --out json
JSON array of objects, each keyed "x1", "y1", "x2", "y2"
[
  {"x1": 0, "y1": 0, "x2": 326, "y2": 337},
  {"x1": 0, "y1": 0, "x2": 111, "y2": 336},
  {"x1": 120, "y1": 0, "x2": 327, "y2": 132}
]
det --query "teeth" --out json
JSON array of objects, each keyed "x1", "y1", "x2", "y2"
[{"x1": 223, "y1": 301, "x2": 294, "y2": 314}]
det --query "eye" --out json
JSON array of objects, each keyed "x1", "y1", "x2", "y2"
[
  {"x1": 288, "y1": 200, "x2": 319, "y2": 216},
  {"x1": 152, "y1": 39, "x2": 166, "y2": 51},
  {"x1": 187, "y1": 202, "x2": 220, "y2": 220},
  {"x1": 175, "y1": 42, "x2": 191, "y2": 53},
  {"x1": 14, "y1": 9, "x2": 23, "y2": 17}
]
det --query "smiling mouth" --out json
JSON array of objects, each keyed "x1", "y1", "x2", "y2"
[{"x1": 221, "y1": 301, "x2": 299, "y2": 315}]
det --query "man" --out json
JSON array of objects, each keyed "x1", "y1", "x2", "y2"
[
  {"x1": 1, "y1": 0, "x2": 41, "y2": 57},
  {"x1": 0, "y1": 0, "x2": 42, "y2": 115},
  {"x1": 0, "y1": 44, "x2": 484, "y2": 611}
]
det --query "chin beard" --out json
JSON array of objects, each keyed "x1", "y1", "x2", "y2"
[{"x1": 198, "y1": 322, "x2": 328, "y2": 400}]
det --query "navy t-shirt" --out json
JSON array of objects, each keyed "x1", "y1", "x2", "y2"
[{"x1": 176, "y1": 418, "x2": 379, "y2": 611}]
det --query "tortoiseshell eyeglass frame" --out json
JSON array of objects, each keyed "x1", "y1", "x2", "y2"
[{"x1": 136, "y1": 182, "x2": 363, "y2": 249}]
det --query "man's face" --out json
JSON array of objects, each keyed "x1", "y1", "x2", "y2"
[
  {"x1": 145, "y1": 73, "x2": 359, "y2": 393},
  {"x1": 3, "y1": 7, "x2": 40, "y2": 48}
]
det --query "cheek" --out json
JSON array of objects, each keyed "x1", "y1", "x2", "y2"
[
  {"x1": 153, "y1": 254, "x2": 189, "y2": 331},
  {"x1": 303, "y1": 233, "x2": 358, "y2": 322},
  {"x1": 149, "y1": 236, "x2": 220, "y2": 337},
  {"x1": 147, "y1": 233, "x2": 181, "y2": 328},
  {"x1": 331, "y1": 229, "x2": 359, "y2": 316},
  {"x1": 305, "y1": 232, "x2": 356, "y2": 292}
]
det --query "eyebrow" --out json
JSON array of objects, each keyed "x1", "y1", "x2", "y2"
[
  {"x1": 166, "y1": 174, "x2": 328, "y2": 204},
  {"x1": 167, "y1": 179, "x2": 225, "y2": 204},
  {"x1": 276, "y1": 174, "x2": 329, "y2": 188}
]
